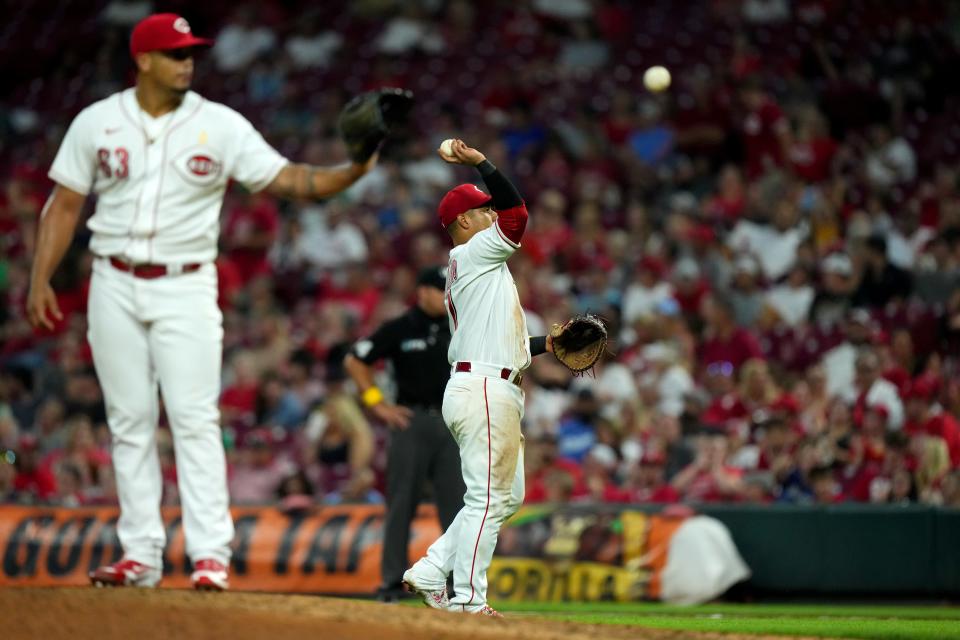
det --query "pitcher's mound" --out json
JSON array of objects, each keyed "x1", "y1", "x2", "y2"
[{"x1": 2, "y1": 587, "x2": 797, "y2": 640}]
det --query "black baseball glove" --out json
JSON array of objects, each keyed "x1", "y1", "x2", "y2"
[
  {"x1": 337, "y1": 88, "x2": 414, "y2": 164},
  {"x1": 550, "y1": 314, "x2": 609, "y2": 374}
]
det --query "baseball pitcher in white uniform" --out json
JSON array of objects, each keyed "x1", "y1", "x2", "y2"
[
  {"x1": 26, "y1": 14, "x2": 377, "y2": 590},
  {"x1": 402, "y1": 140, "x2": 553, "y2": 616}
]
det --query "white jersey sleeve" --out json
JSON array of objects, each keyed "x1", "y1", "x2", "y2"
[
  {"x1": 460, "y1": 222, "x2": 520, "y2": 267},
  {"x1": 228, "y1": 115, "x2": 289, "y2": 193},
  {"x1": 48, "y1": 107, "x2": 98, "y2": 195}
]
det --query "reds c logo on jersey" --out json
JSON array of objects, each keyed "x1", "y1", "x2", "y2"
[
  {"x1": 174, "y1": 146, "x2": 223, "y2": 186},
  {"x1": 187, "y1": 155, "x2": 219, "y2": 176}
]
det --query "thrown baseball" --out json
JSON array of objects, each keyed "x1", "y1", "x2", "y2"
[
  {"x1": 644, "y1": 65, "x2": 671, "y2": 93},
  {"x1": 440, "y1": 139, "x2": 455, "y2": 157}
]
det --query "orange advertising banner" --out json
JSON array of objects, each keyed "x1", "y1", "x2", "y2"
[{"x1": 0, "y1": 504, "x2": 441, "y2": 591}]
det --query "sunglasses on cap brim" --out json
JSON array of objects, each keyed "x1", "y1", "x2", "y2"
[{"x1": 157, "y1": 47, "x2": 198, "y2": 61}]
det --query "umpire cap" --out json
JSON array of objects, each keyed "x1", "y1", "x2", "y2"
[{"x1": 417, "y1": 266, "x2": 447, "y2": 291}]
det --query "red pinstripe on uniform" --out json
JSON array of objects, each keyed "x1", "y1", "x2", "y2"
[
  {"x1": 466, "y1": 377, "x2": 492, "y2": 605},
  {"x1": 447, "y1": 291, "x2": 459, "y2": 330}
]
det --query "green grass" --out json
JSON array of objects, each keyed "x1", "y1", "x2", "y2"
[{"x1": 491, "y1": 602, "x2": 960, "y2": 639}]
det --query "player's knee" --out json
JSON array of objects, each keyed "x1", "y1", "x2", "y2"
[
  {"x1": 107, "y1": 405, "x2": 156, "y2": 439},
  {"x1": 164, "y1": 402, "x2": 220, "y2": 435}
]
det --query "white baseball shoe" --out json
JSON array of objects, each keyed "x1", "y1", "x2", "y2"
[
  {"x1": 402, "y1": 569, "x2": 449, "y2": 610},
  {"x1": 89, "y1": 558, "x2": 162, "y2": 588},
  {"x1": 190, "y1": 558, "x2": 230, "y2": 591},
  {"x1": 453, "y1": 603, "x2": 503, "y2": 617}
]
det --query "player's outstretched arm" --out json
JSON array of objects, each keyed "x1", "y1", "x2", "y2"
[
  {"x1": 264, "y1": 153, "x2": 377, "y2": 201},
  {"x1": 27, "y1": 185, "x2": 86, "y2": 330}
]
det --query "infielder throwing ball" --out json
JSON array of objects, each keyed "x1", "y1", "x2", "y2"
[
  {"x1": 402, "y1": 140, "x2": 532, "y2": 616},
  {"x1": 26, "y1": 13, "x2": 388, "y2": 590}
]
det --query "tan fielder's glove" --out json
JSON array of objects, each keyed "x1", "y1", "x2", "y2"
[{"x1": 550, "y1": 314, "x2": 608, "y2": 374}]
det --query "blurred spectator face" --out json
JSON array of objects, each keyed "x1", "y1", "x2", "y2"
[
  {"x1": 262, "y1": 377, "x2": 285, "y2": 405},
  {"x1": 739, "y1": 85, "x2": 764, "y2": 110},
  {"x1": 732, "y1": 257, "x2": 759, "y2": 290},
  {"x1": 66, "y1": 416, "x2": 95, "y2": 452},
  {"x1": 573, "y1": 390, "x2": 599, "y2": 419},
  {"x1": 772, "y1": 201, "x2": 798, "y2": 231},
  {"x1": 0, "y1": 458, "x2": 14, "y2": 495},
  {"x1": 637, "y1": 460, "x2": 665, "y2": 487},
  {"x1": 905, "y1": 395, "x2": 929, "y2": 423},
  {"x1": 810, "y1": 469, "x2": 836, "y2": 503},
  {"x1": 854, "y1": 350, "x2": 881, "y2": 390},
  {"x1": 741, "y1": 473, "x2": 772, "y2": 503},
  {"x1": 763, "y1": 420, "x2": 791, "y2": 457},
  {"x1": 941, "y1": 471, "x2": 960, "y2": 508},
  {"x1": 741, "y1": 358, "x2": 773, "y2": 400},
  {"x1": 55, "y1": 463, "x2": 83, "y2": 500},
  {"x1": 890, "y1": 468, "x2": 914, "y2": 502},
  {"x1": 544, "y1": 469, "x2": 574, "y2": 503},
  {"x1": 845, "y1": 314, "x2": 874, "y2": 344},
  {"x1": 862, "y1": 407, "x2": 888, "y2": 437},
  {"x1": 0, "y1": 415, "x2": 18, "y2": 450},
  {"x1": 806, "y1": 365, "x2": 827, "y2": 397},
  {"x1": 891, "y1": 329, "x2": 913, "y2": 365},
  {"x1": 704, "y1": 434, "x2": 729, "y2": 467},
  {"x1": 827, "y1": 400, "x2": 852, "y2": 432},
  {"x1": 652, "y1": 413, "x2": 681, "y2": 443},
  {"x1": 787, "y1": 265, "x2": 810, "y2": 288},
  {"x1": 797, "y1": 439, "x2": 820, "y2": 471}
]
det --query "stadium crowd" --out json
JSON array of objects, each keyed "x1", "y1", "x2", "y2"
[{"x1": 2, "y1": 0, "x2": 960, "y2": 510}]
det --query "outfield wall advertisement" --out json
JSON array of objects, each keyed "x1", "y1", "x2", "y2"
[{"x1": 0, "y1": 504, "x2": 692, "y2": 599}]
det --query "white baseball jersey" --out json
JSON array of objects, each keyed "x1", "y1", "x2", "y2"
[
  {"x1": 444, "y1": 222, "x2": 531, "y2": 371},
  {"x1": 49, "y1": 87, "x2": 288, "y2": 265}
]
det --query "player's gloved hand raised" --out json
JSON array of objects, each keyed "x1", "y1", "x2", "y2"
[
  {"x1": 437, "y1": 139, "x2": 485, "y2": 166},
  {"x1": 371, "y1": 402, "x2": 414, "y2": 430},
  {"x1": 26, "y1": 281, "x2": 63, "y2": 331}
]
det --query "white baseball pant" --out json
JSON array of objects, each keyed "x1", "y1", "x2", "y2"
[
  {"x1": 86, "y1": 257, "x2": 233, "y2": 568},
  {"x1": 407, "y1": 371, "x2": 525, "y2": 609}
]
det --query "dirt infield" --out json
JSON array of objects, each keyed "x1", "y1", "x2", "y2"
[{"x1": 1, "y1": 588, "x2": 809, "y2": 640}]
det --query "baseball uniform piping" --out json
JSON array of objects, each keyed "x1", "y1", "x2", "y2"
[
  {"x1": 118, "y1": 91, "x2": 146, "y2": 256},
  {"x1": 447, "y1": 290, "x2": 458, "y2": 329},
  {"x1": 466, "y1": 377, "x2": 492, "y2": 605},
  {"x1": 494, "y1": 219, "x2": 521, "y2": 249},
  {"x1": 147, "y1": 96, "x2": 205, "y2": 263}
]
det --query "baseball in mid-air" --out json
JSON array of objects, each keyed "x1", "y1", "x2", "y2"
[
  {"x1": 644, "y1": 65, "x2": 671, "y2": 92},
  {"x1": 440, "y1": 138, "x2": 455, "y2": 157}
]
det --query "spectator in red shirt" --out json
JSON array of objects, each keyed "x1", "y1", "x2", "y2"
[
  {"x1": 222, "y1": 191, "x2": 280, "y2": 284},
  {"x1": 698, "y1": 294, "x2": 765, "y2": 375},
  {"x1": 703, "y1": 165, "x2": 747, "y2": 225},
  {"x1": 738, "y1": 77, "x2": 792, "y2": 178},
  {"x1": 672, "y1": 258, "x2": 710, "y2": 317},
  {"x1": 904, "y1": 379, "x2": 960, "y2": 467},
  {"x1": 671, "y1": 432, "x2": 745, "y2": 502},
  {"x1": 524, "y1": 434, "x2": 586, "y2": 503},
  {"x1": 788, "y1": 108, "x2": 837, "y2": 183},
  {"x1": 221, "y1": 352, "x2": 261, "y2": 428},
  {"x1": 12, "y1": 436, "x2": 57, "y2": 503},
  {"x1": 621, "y1": 451, "x2": 680, "y2": 503}
]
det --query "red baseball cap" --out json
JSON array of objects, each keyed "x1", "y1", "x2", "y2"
[
  {"x1": 437, "y1": 183, "x2": 492, "y2": 227},
  {"x1": 130, "y1": 14, "x2": 213, "y2": 58}
]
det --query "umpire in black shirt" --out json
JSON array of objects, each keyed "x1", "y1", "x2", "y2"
[{"x1": 344, "y1": 266, "x2": 464, "y2": 602}]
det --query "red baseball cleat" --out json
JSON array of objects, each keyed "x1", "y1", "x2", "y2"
[
  {"x1": 191, "y1": 558, "x2": 229, "y2": 591},
  {"x1": 89, "y1": 559, "x2": 161, "y2": 588}
]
